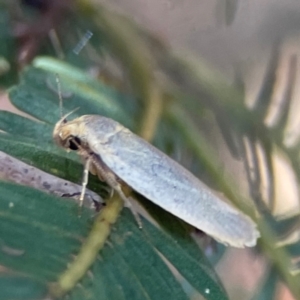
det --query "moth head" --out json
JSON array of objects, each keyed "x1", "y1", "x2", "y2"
[{"x1": 53, "y1": 110, "x2": 85, "y2": 152}]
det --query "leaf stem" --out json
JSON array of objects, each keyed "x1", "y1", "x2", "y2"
[
  {"x1": 49, "y1": 192, "x2": 123, "y2": 298},
  {"x1": 138, "y1": 85, "x2": 163, "y2": 142}
]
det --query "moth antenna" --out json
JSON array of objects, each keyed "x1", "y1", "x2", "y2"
[
  {"x1": 55, "y1": 108, "x2": 80, "y2": 126},
  {"x1": 55, "y1": 74, "x2": 64, "y2": 119}
]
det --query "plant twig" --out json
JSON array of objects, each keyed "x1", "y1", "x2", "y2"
[{"x1": 49, "y1": 189, "x2": 124, "y2": 298}]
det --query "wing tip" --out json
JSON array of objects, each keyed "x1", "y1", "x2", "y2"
[
  {"x1": 229, "y1": 225, "x2": 261, "y2": 248},
  {"x1": 212, "y1": 218, "x2": 261, "y2": 248},
  {"x1": 243, "y1": 226, "x2": 261, "y2": 248}
]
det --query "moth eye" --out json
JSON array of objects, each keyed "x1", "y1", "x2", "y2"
[{"x1": 68, "y1": 136, "x2": 81, "y2": 151}]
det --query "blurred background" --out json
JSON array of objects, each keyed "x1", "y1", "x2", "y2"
[{"x1": 1, "y1": 0, "x2": 300, "y2": 299}]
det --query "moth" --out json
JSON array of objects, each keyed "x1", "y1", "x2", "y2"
[{"x1": 53, "y1": 114, "x2": 260, "y2": 248}]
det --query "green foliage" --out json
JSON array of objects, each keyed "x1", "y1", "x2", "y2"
[
  {"x1": 0, "y1": 59, "x2": 227, "y2": 299},
  {"x1": 1, "y1": 1, "x2": 300, "y2": 300}
]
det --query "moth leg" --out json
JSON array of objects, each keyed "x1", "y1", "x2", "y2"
[
  {"x1": 110, "y1": 182, "x2": 143, "y2": 229},
  {"x1": 79, "y1": 157, "x2": 91, "y2": 207},
  {"x1": 91, "y1": 154, "x2": 142, "y2": 229}
]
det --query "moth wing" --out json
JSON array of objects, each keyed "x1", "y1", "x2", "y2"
[{"x1": 92, "y1": 129, "x2": 259, "y2": 248}]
